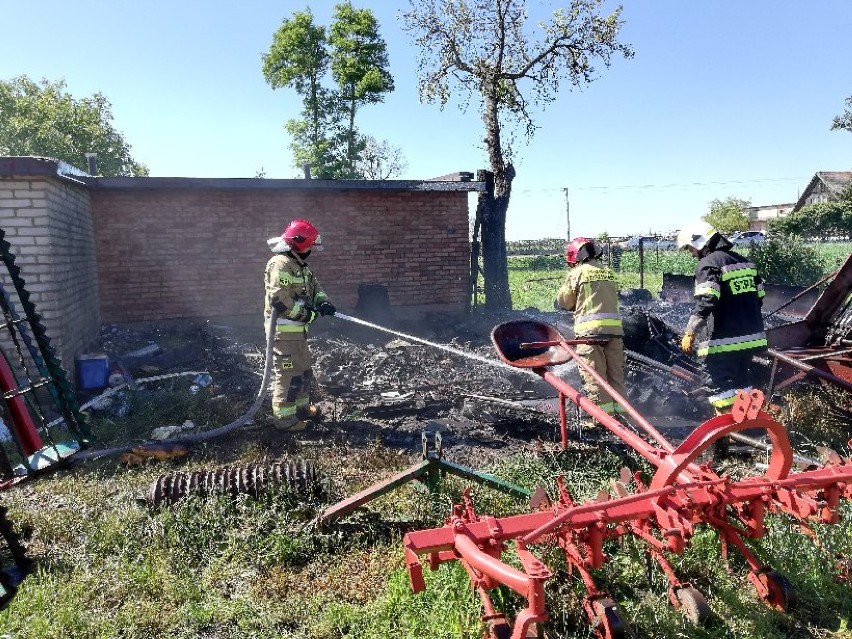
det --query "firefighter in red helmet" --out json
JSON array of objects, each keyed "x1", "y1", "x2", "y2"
[
  {"x1": 556, "y1": 237, "x2": 628, "y2": 429},
  {"x1": 264, "y1": 219, "x2": 336, "y2": 430}
]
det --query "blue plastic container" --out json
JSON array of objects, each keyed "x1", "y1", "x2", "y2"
[{"x1": 75, "y1": 353, "x2": 110, "y2": 391}]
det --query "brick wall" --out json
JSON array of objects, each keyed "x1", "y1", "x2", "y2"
[
  {"x1": 1, "y1": 157, "x2": 476, "y2": 369},
  {"x1": 89, "y1": 185, "x2": 470, "y2": 323},
  {"x1": 0, "y1": 172, "x2": 100, "y2": 376}
]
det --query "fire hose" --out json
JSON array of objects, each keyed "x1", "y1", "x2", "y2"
[{"x1": 74, "y1": 310, "x2": 279, "y2": 461}]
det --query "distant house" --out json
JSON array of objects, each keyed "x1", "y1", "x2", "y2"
[
  {"x1": 792, "y1": 171, "x2": 852, "y2": 212},
  {"x1": 747, "y1": 203, "x2": 795, "y2": 232},
  {"x1": 746, "y1": 171, "x2": 852, "y2": 232}
]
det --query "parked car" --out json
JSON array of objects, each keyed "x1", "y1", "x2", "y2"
[
  {"x1": 619, "y1": 235, "x2": 678, "y2": 251},
  {"x1": 729, "y1": 231, "x2": 766, "y2": 247}
]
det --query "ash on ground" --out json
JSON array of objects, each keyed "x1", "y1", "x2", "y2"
[{"x1": 82, "y1": 303, "x2": 726, "y2": 471}]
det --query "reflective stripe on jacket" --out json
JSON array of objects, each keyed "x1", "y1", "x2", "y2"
[
  {"x1": 692, "y1": 249, "x2": 766, "y2": 357},
  {"x1": 264, "y1": 251, "x2": 328, "y2": 332},
  {"x1": 556, "y1": 259, "x2": 623, "y2": 337}
]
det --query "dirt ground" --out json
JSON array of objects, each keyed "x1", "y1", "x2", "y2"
[{"x1": 80, "y1": 302, "x2": 720, "y2": 476}]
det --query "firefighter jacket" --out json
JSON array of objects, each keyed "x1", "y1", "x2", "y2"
[
  {"x1": 264, "y1": 251, "x2": 329, "y2": 335},
  {"x1": 556, "y1": 259, "x2": 623, "y2": 337},
  {"x1": 691, "y1": 248, "x2": 766, "y2": 357}
]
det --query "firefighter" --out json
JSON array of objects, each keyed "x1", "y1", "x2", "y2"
[
  {"x1": 555, "y1": 237, "x2": 628, "y2": 426},
  {"x1": 264, "y1": 219, "x2": 336, "y2": 431},
  {"x1": 677, "y1": 224, "x2": 767, "y2": 413}
]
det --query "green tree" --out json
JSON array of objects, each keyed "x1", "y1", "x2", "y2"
[
  {"x1": 263, "y1": 4, "x2": 394, "y2": 179},
  {"x1": 769, "y1": 200, "x2": 852, "y2": 241},
  {"x1": 703, "y1": 197, "x2": 750, "y2": 235},
  {"x1": 831, "y1": 95, "x2": 852, "y2": 132},
  {"x1": 329, "y1": 3, "x2": 394, "y2": 178},
  {"x1": 0, "y1": 76, "x2": 148, "y2": 176},
  {"x1": 402, "y1": 0, "x2": 632, "y2": 309},
  {"x1": 263, "y1": 9, "x2": 343, "y2": 177}
]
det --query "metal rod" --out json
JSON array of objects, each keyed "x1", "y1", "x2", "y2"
[
  {"x1": 798, "y1": 346, "x2": 852, "y2": 362},
  {"x1": 553, "y1": 341, "x2": 676, "y2": 453},
  {"x1": 767, "y1": 348, "x2": 852, "y2": 393},
  {"x1": 762, "y1": 267, "x2": 839, "y2": 320},
  {"x1": 727, "y1": 432, "x2": 820, "y2": 467}
]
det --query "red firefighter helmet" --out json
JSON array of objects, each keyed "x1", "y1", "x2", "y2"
[
  {"x1": 565, "y1": 237, "x2": 600, "y2": 265},
  {"x1": 282, "y1": 219, "x2": 322, "y2": 252}
]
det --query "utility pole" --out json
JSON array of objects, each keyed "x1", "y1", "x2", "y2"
[{"x1": 563, "y1": 187, "x2": 570, "y2": 240}]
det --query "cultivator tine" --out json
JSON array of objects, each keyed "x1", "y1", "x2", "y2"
[
  {"x1": 673, "y1": 586, "x2": 711, "y2": 625},
  {"x1": 586, "y1": 596, "x2": 629, "y2": 639},
  {"x1": 401, "y1": 319, "x2": 852, "y2": 638}
]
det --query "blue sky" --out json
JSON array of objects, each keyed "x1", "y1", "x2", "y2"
[{"x1": 2, "y1": 1, "x2": 850, "y2": 240}]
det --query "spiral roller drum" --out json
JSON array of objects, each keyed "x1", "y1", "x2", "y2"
[{"x1": 148, "y1": 459, "x2": 318, "y2": 507}]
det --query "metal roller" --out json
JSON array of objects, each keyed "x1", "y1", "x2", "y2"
[{"x1": 147, "y1": 459, "x2": 319, "y2": 507}]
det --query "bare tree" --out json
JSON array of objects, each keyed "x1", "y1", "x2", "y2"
[
  {"x1": 357, "y1": 136, "x2": 408, "y2": 179},
  {"x1": 402, "y1": 0, "x2": 632, "y2": 308}
]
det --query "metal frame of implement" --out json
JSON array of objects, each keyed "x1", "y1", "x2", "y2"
[{"x1": 402, "y1": 320, "x2": 852, "y2": 639}]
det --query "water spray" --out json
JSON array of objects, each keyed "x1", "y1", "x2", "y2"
[{"x1": 334, "y1": 312, "x2": 538, "y2": 377}]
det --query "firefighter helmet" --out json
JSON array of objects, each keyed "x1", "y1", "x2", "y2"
[
  {"x1": 282, "y1": 219, "x2": 322, "y2": 252},
  {"x1": 565, "y1": 237, "x2": 602, "y2": 266},
  {"x1": 677, "y1": 224, "x2": 719, "y2": 253}
]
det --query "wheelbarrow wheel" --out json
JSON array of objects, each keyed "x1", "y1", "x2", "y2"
[{"x1": 676, "y1": 586, "x2": 711, "y2": 624}]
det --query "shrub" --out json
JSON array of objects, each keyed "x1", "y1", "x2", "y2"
[{"x1": 749, "y1": 235, "x2": 825, "y2": 286}]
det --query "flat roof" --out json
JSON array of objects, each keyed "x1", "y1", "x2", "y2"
[{"x1": 0, "y1": 157, "x2": 485, "y2": 193}]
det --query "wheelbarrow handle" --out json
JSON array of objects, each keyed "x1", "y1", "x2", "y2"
[{"x1": 520, "y1": 338, "x2": 607, "y2": 349}]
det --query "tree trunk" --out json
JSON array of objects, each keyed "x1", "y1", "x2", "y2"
[
  {"x1": 476, "y1": 169, "x2": 513, "y2": 310},
  {"x1": 478, "y1": 92, "x2": 515, "y2": 310}
]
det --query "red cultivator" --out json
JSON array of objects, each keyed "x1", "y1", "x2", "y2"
[{"x1": 402, "y1": 320, "x2": 852, "y2": 639}]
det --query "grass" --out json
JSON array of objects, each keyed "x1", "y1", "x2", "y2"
[
  {"x1": 510, "y1": 264, "x2": 663, "y2": 311},
  {"x1": 507, "y1": 242, "x2": 850, "y2": 312},
  {"x1": 4, "y1": 412, "x2": 850, "y2": 639}
]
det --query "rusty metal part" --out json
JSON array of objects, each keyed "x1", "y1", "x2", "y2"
[
  {"x1": 763, "y1": 266, "x2": 841, "y2": 321},
  {"x1": 767, "y1": 348, "x2": 852, "y2": 393},
  {"x1": 766, "y1": 254, "x2": 852, "y2": 393},
  {"x1": 625, "y1": 348, "x2": 700, "y2": 384},
  {"x1": 147, "y1": 459, "x2": 319, "y2": 507},
  {"x1": 401, "y1": 320, "x2": 852, "y2": 639}
]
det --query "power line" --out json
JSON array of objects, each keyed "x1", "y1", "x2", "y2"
[{"x1": 515, "y1": 175, "x2": 808, "y2": 195}]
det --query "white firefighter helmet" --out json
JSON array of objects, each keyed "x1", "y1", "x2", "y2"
[{"x1": 677, "y1": 223, "x2": 719, "y2": 253}]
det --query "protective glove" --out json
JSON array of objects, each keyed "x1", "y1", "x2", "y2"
[
  {"x1": 681, "y1": 315, "x2": 706, "y2": 354},
  {"x1": 317, "y1": 301, "x2": 336, "y2": 317},
  {"x1": 294, "y1": 302, "x2": 317, "y2": 324},
  {"x1": 271, "y1": 299, "x2": 287, "y2": 314},
  {"x1": 680, "y1": 332, "x2": 696, "y2": 354}
]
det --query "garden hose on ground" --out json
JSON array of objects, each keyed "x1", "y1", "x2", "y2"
[{"x1": 74, "y1": 310, "x2": 279, "y2": 462}]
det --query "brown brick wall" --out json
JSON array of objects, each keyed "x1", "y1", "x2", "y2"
[
  {"x1": 90, "y1": 188, "x2": 470, "y2": 323},
  {"x1": 0, "y1": 175, "x2": 100, "y2": 375}
]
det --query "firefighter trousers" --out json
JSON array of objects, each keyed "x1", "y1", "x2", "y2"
[
  {"x1": 271, "y1": 332, "x2": 314, "y2": 420},
  {"x1": 575, "y1": 337, "x2": 627, "y2": 414},
  {"x1": 704, "y1": 349, "x2": 758, "y2": 411}
]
